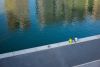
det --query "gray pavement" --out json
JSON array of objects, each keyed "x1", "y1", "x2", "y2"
[
  {"x1": 0, "y1": 39, "x2": 100, "y2": 67},
  {"x1": 74, "y1": 60, "x2": 100, "y2": 67}
]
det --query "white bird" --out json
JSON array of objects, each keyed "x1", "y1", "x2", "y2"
[{"x1": 75, "y1": 37, "x2": 78, "y2": 42}]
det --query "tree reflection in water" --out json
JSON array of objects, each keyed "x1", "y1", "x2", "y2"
[{"x1": 5, "y1": 0, "x2": 30, "y2": 31}]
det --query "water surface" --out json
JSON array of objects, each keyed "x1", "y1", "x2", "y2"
[{"x1": 0, "y1": 0, "x2": 100, "y2": 53}]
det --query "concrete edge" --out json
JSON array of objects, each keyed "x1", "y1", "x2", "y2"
[
  {"x1": 0, "y1": 34, "x2": 100, "y2": 59},
  {"x1": 73, "y1": 59, "x2": 100, "y2": 67}
]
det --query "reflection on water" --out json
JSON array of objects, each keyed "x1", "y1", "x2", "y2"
[
  {"x1": 37, "y1": 0, "x2": 92, "y2": 23},
  {"x1": 36, "y1": 0, "x2": 100, "y2": 28},
  {"x1": 0, "y1": 0, "x2": 100, "y2": 53},
  {"x1": 92, "y1": 0, "x2": 100, "y2": 20},
  {"x1": 5, "y1": 0, "x2": 30, "y2": 31},
  {"x1": 4, "y1": 0, "x2": 100, "y2": 30}
]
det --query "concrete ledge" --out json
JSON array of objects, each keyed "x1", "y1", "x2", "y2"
[
  {"x1": 73, "y1": 59, "x2": 100, "y2": 67},
  {"x1": 0, "y1": 34, "x2": 100, "y2": 59}
]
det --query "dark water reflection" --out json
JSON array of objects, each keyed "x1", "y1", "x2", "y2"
[
  {"x1": 5, "y1": 0, "x2": 30, "y2": 31},
  {"x1": 0, "y1": 0, "x2": 100, "y2": 53}
]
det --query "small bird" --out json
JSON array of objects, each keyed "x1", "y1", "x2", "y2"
[
  {"x1": 68, "y1": 38, "x2": 73, "y2": 44},
  {"x1": 75, "y1": 37, "x2": 78, "y2": 42}
]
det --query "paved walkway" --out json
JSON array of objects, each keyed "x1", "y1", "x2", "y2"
[
  {"x1": 74, "y1": 60, "x2": 100, "y2": 67},
  {"x1": 0, "y1": 39, "x2": 100, "y2": 67}
]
